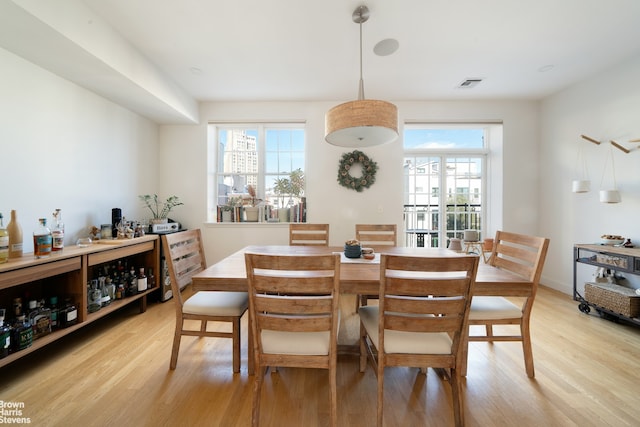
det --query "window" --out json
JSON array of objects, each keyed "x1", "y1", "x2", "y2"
[
  {"x1": 403, "y1": 125, "x2": 489, "y2": 247},
  {"x1": 208, "y1": 123, "x2": 305, "y2": 222}
]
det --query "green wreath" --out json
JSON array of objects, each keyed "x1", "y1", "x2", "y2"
[{"x1": 337, "y1": 150, "x2": 378, "y2": 192}]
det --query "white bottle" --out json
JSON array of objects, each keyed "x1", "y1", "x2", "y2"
[
  {"x1": 52, "y1": 209, "x2": 64, "y2": 252},
  {"x1": 137, "y1": 267, "x2": 147, "y2": 293}
]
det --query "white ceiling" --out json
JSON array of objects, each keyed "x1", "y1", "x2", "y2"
[{"x1": 2, "y1": 0, "x2": 640, "y2": 123}]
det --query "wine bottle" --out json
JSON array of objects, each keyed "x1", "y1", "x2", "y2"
[
  {"x1": 0, "y1": 213, "x2": 8, "y2": 263},
  {"x1": 7, "y1": 210, "x2": 23, "y2": 259}
]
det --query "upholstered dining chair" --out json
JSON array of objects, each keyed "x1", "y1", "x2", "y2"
[
  {"x1": 355, "y1": 224, "x2": 398, "y2": 310},
  {"x1": 162, "y1": 229, "x2": 248, "y2": 372},
  {"x1": 289, "y1": 223, "x2": 330, "y2": 246},
  {"x1": 359, "y1": 254, "x2": 479, "y2": 427},
  {"x1": 244, "y1": 252, "x2": 341, "y2": 427},
  {"x1": 466, "y1": 230, "x2": 550, "y2": 378}
]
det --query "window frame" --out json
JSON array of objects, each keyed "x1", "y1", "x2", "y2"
[
  {"x1": 207, "y1": 122, "x2": 306, "y2": 223},
  {"x1": 403, "y1": 123, "x2": 490, "y2": 247}
]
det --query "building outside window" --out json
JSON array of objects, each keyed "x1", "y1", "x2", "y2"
[
  {"x1": 208, "y1": 123, "x2": 305, "y2": 222},
  {"x1": 403, "y1": 125, "x2": 491, "y2": 247}
]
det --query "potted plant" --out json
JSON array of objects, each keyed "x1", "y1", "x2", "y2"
[
  {"x1": 244, "y1": 185, "x2": 261, "y2": 222},
  {"x1": 273, "y1": 169, "x2": 304, "y2": 222},
  {"x1": 221, "y1": 196, "x2": 241, "y2": 222},
  {"x1": 139, "y1": 194, "x2": 183, "y2": 224}
]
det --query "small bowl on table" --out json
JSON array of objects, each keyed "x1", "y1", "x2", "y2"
[{"x1": 601, "y1": 238, "x2": 624, "y2": 246}]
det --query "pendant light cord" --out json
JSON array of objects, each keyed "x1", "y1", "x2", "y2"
[
  {"x1": 357, "y1": 8, "x2": 365, "y2": 101},
  {"x1": 600, "y1": 143, "x2": 617, "y2": 188}
]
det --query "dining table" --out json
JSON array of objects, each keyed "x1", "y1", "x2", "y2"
[{"x1": 191, "y1": 245, "x2": 533, "y2": 375}]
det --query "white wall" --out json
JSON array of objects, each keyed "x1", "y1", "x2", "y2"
[
  {"x1": 540, "y1": 54, "x2": 640, "y2": 294},
  {"x1": 160, "y1": 100, "x2": 540, "y2": 265},
  {"x1": 0, "y1": 47, "x2": 159, "y2": 251}
]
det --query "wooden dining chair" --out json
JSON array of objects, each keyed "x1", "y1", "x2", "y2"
[
  {"x1": 466, "y1": 230, "x2": 550, "y2": 378},
  {"x1": 163, "y1": 229, "x2": 248, "y2": 372},
  {"x1": 355, "y1": 224, "x2": 398, "y2": 310},
  {"x1": 289, "y1": 223, "x2": 330, "y2": 246},
  {"x1": 359, "y1": 254, "x2": 479, "y2": 427},
  {"x1": 244, "y1": 252, "x2": 341, "y2": 427}
]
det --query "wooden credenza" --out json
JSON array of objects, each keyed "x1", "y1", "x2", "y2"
[{"x1": 0, "y1": 235, "x2": 159, "y2": 368}]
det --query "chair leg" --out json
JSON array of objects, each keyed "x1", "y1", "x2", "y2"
[
  {"x1": 200, "y1": 320, "x2": 207, "y2": 333},
  {"x1": 252, "y1": 367, "x2": 264, "y2": 427},
  {"x1": 521, "y1": 321, "x2": 535, "y2": 378},
  {"x1": 329, "y1": 360, "x2": 337, "y2": 427},
  {"x1": 450, "y1": 367, "x2": 465, "y2": 427},
  {"x1": 233, "y1": 317, "x2": 241, "y2": 373},
  {"x1": 377, "y1": 362, "x2": 384, "y2": 427},
  {"x1": 170, "y1": 320, "x2": 183, "y2": 370},
  {"x1": 359, "y1": 322, "x2": 367, "y2": 373}
]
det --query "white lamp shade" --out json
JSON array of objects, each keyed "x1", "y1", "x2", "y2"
[
  {"x1": 599, "y1": 189, "x2": 621, "y2": 203},
  {"x1": 572, "y1": 180, "x2": 591, "y2": 193}
]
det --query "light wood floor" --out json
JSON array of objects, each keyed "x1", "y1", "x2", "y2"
[{"x1": 1, "y1": 286, "x2": 639, "y2": 426}]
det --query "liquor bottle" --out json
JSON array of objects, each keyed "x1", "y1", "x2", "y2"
[
  {"x1": 48, "y1": 296, "x2": 60, "y2": 330},
  {"x1": 99, "y1": 276, "x2": 111, "y2": 307},
  {"x1": 28, "y1": 299, "x2": 51, "y2": 340},
  {"x1": 147, "y1": 268, "x2": 156, "y2": 290},
  {"x1": 12, "y1": 315, "x2": 33, "y2": 352},
  {"x1": 33, "y1": 218, "x2": 52, "y2": 258},
  {"x1": 0, "y1": 309, "x2": 11, "y2": 359},
  {"x1": 137, "y1": 267, "x2": 147, "y2": 293},
  {"x1": 0, "y1": 213, "x2": 8, "y2": 263},
  {"x1": 58, "y1": 298, "x2": 78, "y2": 328},
  {"x1": 128, "y1": 266, "x2": 137, "y2": 296},
  {"x1": 7, "y1": 210, "x2": 23, "y2": 259},
  {"x1": 51, "y1": 209, "x2": 64, "y2": 252},
  {"x1": 88, "y1": 280, "x2": 102, "y2": 313}
]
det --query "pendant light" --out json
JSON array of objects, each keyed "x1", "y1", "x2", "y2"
[
  {"x1": 572, "y1": 135, "x2": 594, "y2": 193},
  {"x1": 325, "y1": 5, "x2": 398, "y2": 147},
  {"x1": 599, "y1": 142, "x2": 621, "y2": 203}
]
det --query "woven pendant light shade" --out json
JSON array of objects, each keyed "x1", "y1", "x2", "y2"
[
  {"x1": 324, "y1": 5, "x2": 399, "y2": 147},
  {"x1": 325, "y1": 99, "x2": 398, "y2": 147}
]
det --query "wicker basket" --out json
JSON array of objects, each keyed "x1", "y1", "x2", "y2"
[{"x1": 584, "y1": 282, "x2": 640, "y2": 318}]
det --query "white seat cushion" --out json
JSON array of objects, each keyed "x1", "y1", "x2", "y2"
[
  {"x1": 359, "y1": 306, "x2": 453, "y2": 355},
  {"x1": 183, "y1": 291, "x2": 248, "y2": 317},
  {"x1": 469, "y1": 296, "x2": 522, "y2": 320},
  {"x1": 261, "y1": 311, "x2": 341, "y2": 356}
]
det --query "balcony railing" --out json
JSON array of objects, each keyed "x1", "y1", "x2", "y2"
[{"x1": 403, "y1": 203, "x2": 482, "y2": 247}]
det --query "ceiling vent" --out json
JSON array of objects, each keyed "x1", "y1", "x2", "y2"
[{"x1": 458, "y1": 78, "x2": 483, "y2": 88}]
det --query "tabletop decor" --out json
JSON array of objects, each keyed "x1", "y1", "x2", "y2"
[{"x1": 337, "y1": 150, "x2": 378, "y2": 192}]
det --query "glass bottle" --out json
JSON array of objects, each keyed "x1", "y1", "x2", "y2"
[
  {"x1": 29, "y1": 299, "x2": 51, "y2": 340},
  {"x1": 12, "y1": 315, "x2": 33, "y2": 352},
  {"x1": 33, "y1": 218, "x2": 52, "y2": 258},
  {"x1": 0, "y1": 213, "x2": 8, "y2": 263},
  {"x1": 88, "y1": 280, "x2": 102, "y2": 313},
  {"x1": 49, "y1": 296, "x2": 60, "y2": 330},
  {"x1": 0, "y1": 309, "x2": 11, "y2": 359},
  {"x1": 51, "y1": 209, "x2": 64, "y2": 252},
  {"x1": 137, "y1": 267, "x2": 147, "y2": 293},
  {"x1": 59, "y1": 298, "x2": 78, "y2": 328},
  {"x1": 128, "y1": 266, "x2": 137, "y2": 296},
  {"x1": 147, "y1": 267, "x2": 156, "y2": 290},
  {"x1": 7, "y1": 210, "x2": 23, "y2": 259},
  {"x1": 99, "y1": 276, "x2": 111, "y2": 307}
]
